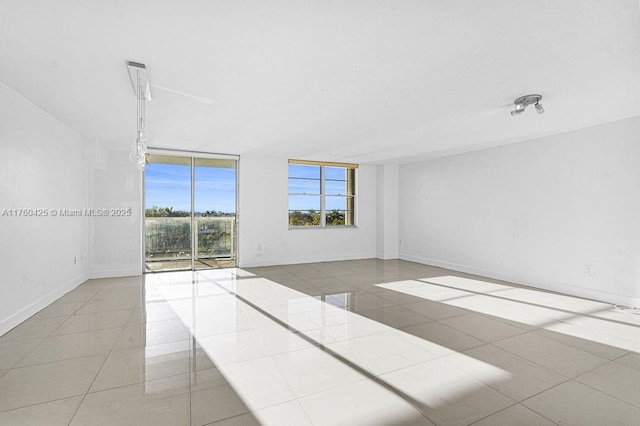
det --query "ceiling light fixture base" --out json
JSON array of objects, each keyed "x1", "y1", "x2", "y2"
[
  {"x1": 511, "y1": 94, "x2": 545, "y2": 116},
  {"x1": 127, "y1": 61, "x2": 152, "y2": 101}
]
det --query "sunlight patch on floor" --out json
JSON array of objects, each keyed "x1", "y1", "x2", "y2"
[
  {"x1": 147, "y1": 270, "x2": 512, "y2": 415},
  {"x1": 377, "y1": 276, "x2": 640, "y2": 353}
]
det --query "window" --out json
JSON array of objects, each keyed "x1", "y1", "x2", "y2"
[{"x1": 288, "y1": 159, "x2": 357, "y2": 227}]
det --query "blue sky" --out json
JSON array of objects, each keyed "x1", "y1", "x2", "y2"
[
  {"x1": 146, "y1": 163, "x2": 350, "y2": 214},
  {"x1": 145, "y1": 163, "x2": 236, "y2": 213},
  {"x1": 288, "y1": 165, "x2": 351, "y2": 212}
]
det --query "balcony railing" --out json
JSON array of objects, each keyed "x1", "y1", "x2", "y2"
[{"x1": 145, "y1": 216, "x2": 235, "y2": 261}]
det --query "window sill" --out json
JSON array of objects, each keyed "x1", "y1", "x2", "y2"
[{"x1": 288, "y1": 225, "x2": 358, "y2": 230}]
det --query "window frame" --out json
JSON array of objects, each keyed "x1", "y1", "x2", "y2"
[{"x1": 288, "y1": 159, "x2": 358, "y2": 229}]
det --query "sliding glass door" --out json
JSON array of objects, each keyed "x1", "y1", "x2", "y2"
[{"x1": 144, "y1": 153, "x2": 237, "y2": 272}]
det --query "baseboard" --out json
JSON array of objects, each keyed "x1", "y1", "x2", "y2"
[
  {"x1": 376, "y1": 254, "x2": 400, "y2": 260},
  {"x1": 0, "y1": 274, "x2": 87, "y2": 337},
  {"x1": 89, "y1": 268, "x2": 142, "y2": 279},
  {"x1": 399, "y1": 254, "x2": 640, "y2": 308},
  {"x1": 240, "y1": 252, "x2": 376, "y2": 268}
]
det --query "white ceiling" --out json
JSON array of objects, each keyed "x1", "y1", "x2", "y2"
[{"x1": 1, "y1": 1, "x2": 640, "y2": 164}]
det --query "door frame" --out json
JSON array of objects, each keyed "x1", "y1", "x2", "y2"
[{"x1": 141, "y1": 148, "x2": 240, "y2": 273}]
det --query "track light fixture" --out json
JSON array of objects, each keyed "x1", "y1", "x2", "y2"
[{"x1": 510, "y1": 94, "x2": 544, "y2": 116}]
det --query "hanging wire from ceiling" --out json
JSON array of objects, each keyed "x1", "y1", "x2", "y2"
[{"x1": 127, "y1": 61, "x2": 151, "y2": 170}]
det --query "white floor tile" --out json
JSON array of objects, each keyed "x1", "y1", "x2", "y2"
[
  {"x1": 114, "y1": 318, "x2": 191, "y2": 350},
  {"x1": 523, "y1": 380, "x2": 640, "y2": 426},
  {"x1": 17, "y1": 328, "x2": 121, "y2": 367},
  {"x1": 299, "y1": 378, "x2": 433, "y2": 425},
  {"x1": 54, "y1": 286, "x2": 101, "y2": 304},
  {"x1": 576, "y1": 361, "x2": 640, "y2": 408},
  {"x1": 90, "y1": 342, "x2": 191, "y2": 392},
  {"x1": 76, "y1": 297, "x2": 139, "y2": 315},
  {"x1": 328, "y1": 330, "x2": 438, "y2": 375},
  {"x1": 346, "y1": 292, "x2": 397, "y2": 311},
  {"x1": 373, "y1": 288, "x2": 426, "y2": 305},
  {"x1": 0, "y1": 396, "x2": 82, "y2": 426},
  {"x1": 0, "y1": 337, "x2": 43, "y2": 370},
  {"x1": 401, "y1": 321, "x2": 485, "y2": 352},
  {"x1": 0, "y1": 315, "x2": 68, "y2": 341},
  {"x1": 52, "y1": 309, "x2": 132, "y2": 336},
  {"x1": 358, "y1": 305, "x2": 432, "y2": 329},
  {"x1": 553, "y1": 315, "x2": 640, "y2": 345},
  {"x1": 534, "y1": 325, "x2": 630, "y2": 359},
  {"x1": 440, "y1": 313, "x2": 527, "y2": 343},
  {"x1": 216, "y1": 356, "x2": 297, "y2": 411},
  {"x1": 0, "y1": 355, "x2": 104, "y2": 412},
  {"x1": 71, "y1": 374, "x2": 190, "y2": 426},
  {"x1": 616, "y1": 352, "x2": 640, "y2": 371},
  {"x1": 495, "y1": 332, "x2": 608, "y2": 377},
  {"x1": 323, "y1": 314, "x2": 392, "y2": 341},
  {"x1": 197, "y1": 326, "x2": 312, "y2": 367},
  {"x1": 190, "y1": 368, "x2": 251, "y2": 425},
  {"x1": 380, "y1": 358, "x2": 515, "y2": 426},
  {"x1": 207, "y1": 400, "x2": 312, "y2": 426},
  {"x1": 471, "y1": 403, "x2": 556, "y2": 426},
  {"x1": 401, "y1": 299, "x2": 469, "y2": 320},
  {"x1": 249, "y1": 400, "x2": 313, "y2": 426},
  {"x1": 93, "y1": 286, "x2": 143, "y2": 302},
  {"x1": 273, "y1": 345, "x2": 367, "y2": 397},
  {"x1": 447, "y1": 344, "x2": 566, "y2": 401},
  {"x1": 32, "y1": 300, "x2": 84, "y2": 319}
]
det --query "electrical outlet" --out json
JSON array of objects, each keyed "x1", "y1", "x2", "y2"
[
  {"x1": 584, "y1": 265, "x2": 595, "y2": 277},
  {"x1": 74, "y1": 256, "x2": 77, "y2": 265}
]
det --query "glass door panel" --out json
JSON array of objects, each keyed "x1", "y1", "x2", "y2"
[
  {"x1": 194, "y1": 158, "x2": 237, "y2": 270},
  {"x1": 144, "y1": 154, "x2": 193, "y2": 272}
]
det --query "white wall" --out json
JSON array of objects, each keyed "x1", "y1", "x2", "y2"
[
  {"x1": 239, "y1": 154, "x2": 377, "y2": 267},
  {"x1": 399, "y1": 116, "x2": 640, "y2": 307},
  {"x1": 376, "y1": 164, "x2": 399, "y2": 260},
  {"x1": 88, "y1": 151, "x2": 378, "y2": 271},
  {"x1": 0, "y1": 81, "x2": 88, "y2": 335},
  {"x1": 89, "y1": 149, "x2": 143, "y2": 278}
]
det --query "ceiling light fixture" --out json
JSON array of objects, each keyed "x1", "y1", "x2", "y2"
[
  {"x1": 127, "y1": 61, "x2": 152, "y2": 170},
  {"x1": 510, "y1": 94, "x2": 544, "y2": 116}
]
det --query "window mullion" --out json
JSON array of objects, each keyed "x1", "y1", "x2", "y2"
[{"x1": 320, "y1": 166, "x2": 326, "y2": 227}]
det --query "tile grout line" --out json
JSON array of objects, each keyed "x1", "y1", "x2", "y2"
[
  {"x1": 266, "y1": 352, "x2": 323, "y2": 425},
  {"x1": 464, "y1": 401, "x2": 519, "y2": 426},
  {"x1": 453, "y1": 340, "x2": 640, "y2": 416},
  {"x1": 2, "y1": 285, "x2": 105, "y2": 372},
  {"x1": 517, "y1": 369, "x2": 640, "y2": 423},
  {"x1": 0, "y1": 394, "x2": 85, "y2": 417},
  {"x1": 196, "y1": 272, "x2": 442, "y2": 425},
  {"x1": 516, "y1": 379, "x2": 578, "y2": 424},
  {"x1": 466, "y1": 402, "x2": 558, "y2": 426},
  {"x1": 485, "y1": 330, "x2": 615, "y2": 376},
  {"x1": 572, "y1": 358, "x2": 640, "y2": 411},
  {"x1": 67, "y1": 290, "x2": 141, "y2": 425}
]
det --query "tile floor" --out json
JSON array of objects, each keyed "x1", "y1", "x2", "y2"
[{"x1": 1, "y1": 259, "x2": 640, "y2": 425}]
